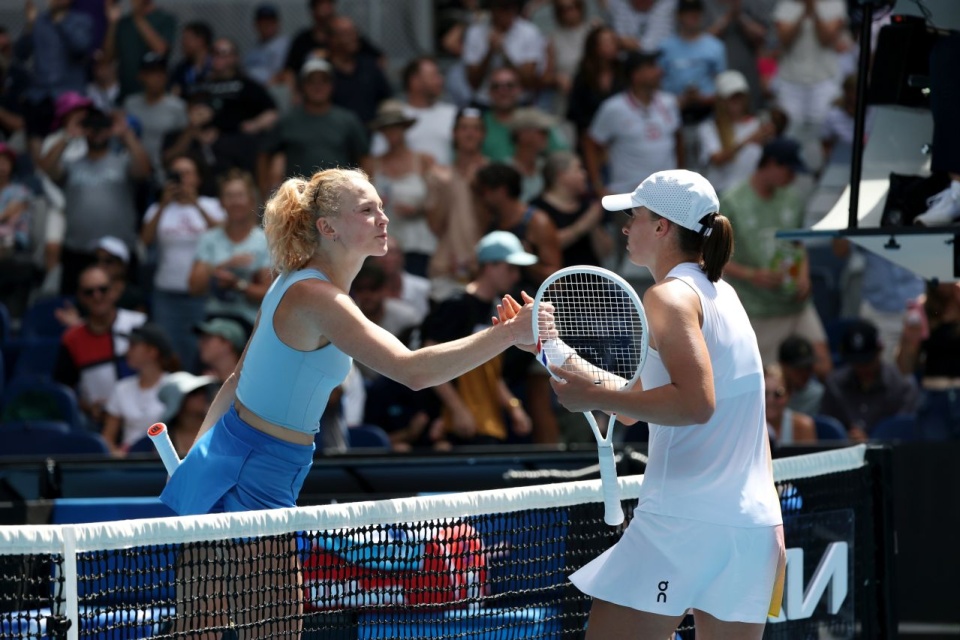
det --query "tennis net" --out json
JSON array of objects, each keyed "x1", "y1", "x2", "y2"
[{"x1": 0, "y1": 444, "x2": 894, "y2": 639}]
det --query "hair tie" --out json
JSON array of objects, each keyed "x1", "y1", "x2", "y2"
[{"x1": 700, "y1": 213, "x2": 718, "y2": 237}]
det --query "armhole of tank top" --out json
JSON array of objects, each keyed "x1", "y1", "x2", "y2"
[
  {"x1": 665, "y1": 273, "x2": 706, "y2": 330},
  {"x1": 268, "y1": 269, "x2": 331, "y2": 348}
]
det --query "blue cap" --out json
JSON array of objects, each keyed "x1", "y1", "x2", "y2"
[
  {"x1": 761, "y1": 138, "x2": 809, "y2": 174},
  {"x1": 476, "y1": 231, "x2": 538, "y2": 266}
]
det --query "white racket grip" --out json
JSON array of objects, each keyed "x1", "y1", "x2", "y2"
[
  {"x1": 597, "y1": 443, "x2": 624, "y2": 526},
  {"x1": 147, "y1": 423, "x2": 181, "y2": 476},
  {"x1": 538, "y1": 338, "x2": 577, "y2": 368}
]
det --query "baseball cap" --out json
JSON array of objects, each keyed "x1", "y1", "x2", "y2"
[
  {"x1": 761, "y1": 138, "x2": 809, "y2": 174},
  {"x1": 158, "y1": 371, "x2": 218, "y2": 425},
  {"x1": 715, "y1": 70, "x2": 750, "y2": 99},
  {"x1": 840, "y1": 320, "x2": 882, "y2": 365},
  {"x1": 622, "y1": 50, "x2": 661, "y2": 75},
  {"x1": 476, "y1": 231, "x2": 538, "y2": 266},
  {"x1": 677, "y1": 0, "x2": 705, "y2": 11},
  {"x1": 254, "y1": 3, "x2": 279, "y2": 19},
  {"x1": 52, "y1": 91, "x2": 93, "y2": 129},
  {"x1": 140, "y1": 51, "x2": 168, "y2": 71},
  {"x1": 778, "y1": 335, "x2": 815, "y2": 368},
  {"x1": 300, "y1": 57, "x2": 333, "y2": 78},
  {"x1": 93, "y1": 236, "x2": 130, "y2": 264},
  {"x1": 601, "y1": 169, "x2": 720, "y2": 234},
  {"x1": 508, "y1": 107, "x2": 556, "y2": 133},
  {"x1": 194, "y1": 317, "x2": 248, "y2": 353},
  {"x1": 130, "y1": 323, "x2": 175, "y2": 358}
]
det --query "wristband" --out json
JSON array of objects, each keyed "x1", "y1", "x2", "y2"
[{"x1": 541, "y1": 338, "x2": 576, "y2": 366}]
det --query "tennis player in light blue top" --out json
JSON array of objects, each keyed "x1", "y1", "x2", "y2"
[{"x1": 159, "y1": 167, "x2": 540, "y2": 638}]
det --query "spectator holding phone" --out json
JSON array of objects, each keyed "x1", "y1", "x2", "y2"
[{"x1": 141, "y1": 153, "x2": 225, "y2": 370}]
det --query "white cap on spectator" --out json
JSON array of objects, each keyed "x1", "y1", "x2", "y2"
[
  {"x1": 715, "y1": 70, "x2": 750, "y2": 99},
  {"x1": 300, "y1": 57, "x2": 333, "y2": 78},
  {"x1": 94, "y1": 236, "x2": 130, "y2": 264}
]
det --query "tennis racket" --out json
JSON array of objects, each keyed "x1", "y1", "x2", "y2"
[
  {"x1": 148, "y1": 422, "x2": 181, "y2": 476},
  {"x1": 533, "y1": 266, "x2": 649, "y2": 526}
]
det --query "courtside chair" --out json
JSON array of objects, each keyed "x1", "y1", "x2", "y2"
[
  {"x1": 0, "y1": 420, "x2": 109, "y2": 457},
  {"x1": 869, "y1": 414, "x2": 917, "y2": 442},
  {"x1": 0, "y1": 376, "x2": 83, "y2": 431},
  {"x1": 20, "y1": 295, "x2": 72, "y2": 339},
  {"x1": 347, "y1": 424, "x2": 393, "y2": 449},
  {"x1": 813, "y1": 414, "x2": 848, "y2": 441}
]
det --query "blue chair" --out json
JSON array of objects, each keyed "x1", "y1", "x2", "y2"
[
  {"x1": 0, "y1": 300, "x2": 11, "y2": 344},
  {"x1": 813, "y1": 414, "x2": 848, "y2": 441},
  {"x1": 0, "y1": 376, "x2": 83, "y2": 430},
  {"x1": 347, "y1": 424, "x2": 392, "y2": 449},
  {"x1": 127, "y1": 434, "x2": 160, "y2": 456},
  {"x1": 870, "y1": 415, "x2": 917, "y2": 441},
  {"x1": 20, "y1": 295, "x2": 72, "y2": 339},
  {"x1": 0, "y1": 420, "x2": 109, "y2": 457},
  {"x1": 11, "y1": 336, "x2": 62, "y2": 380}
]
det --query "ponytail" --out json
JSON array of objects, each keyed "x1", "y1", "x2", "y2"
[
  {"x1": 262, "y1": 168, "x2": 369, "y2": 273},
  {"x1": 669, "y1": 212, "x2": 734, "y2": 283},
  {"x1": 700, "y1": 214, "x2": 733, "y2": 282}
]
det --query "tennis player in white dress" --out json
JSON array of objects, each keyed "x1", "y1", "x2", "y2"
[{"x1": 549, "y1": 170, "x2": 785, "y2": 639}]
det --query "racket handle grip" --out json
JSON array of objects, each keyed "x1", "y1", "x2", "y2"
[
  {"x1": 147, "y1": 423, "x2": 181, "y2": 476},
  {"x1": 598, "y1": 443, "x2": 624, "y2": 526}
]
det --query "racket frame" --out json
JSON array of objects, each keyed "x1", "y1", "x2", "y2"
[{"x1": 532, "y1": 266, "x2": 649, "y2": 526}]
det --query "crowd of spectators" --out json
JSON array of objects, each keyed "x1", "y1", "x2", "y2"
[{"x1": 0, "y1": 0, "x2": 956, "y2": 455}]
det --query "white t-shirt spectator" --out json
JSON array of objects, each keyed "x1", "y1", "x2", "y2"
[
  {"x1": 105, "y1": 373, "x2": 169, "y2": 447},
  {"x1": 604, "y1": 0, "x2": 678, "y2": 53},
  {"x1": 774, "y1": 0, "x2": 847, "y2": 85},
  {"x1": 698, "y1": 117, "x2": 763, "y2": 195},
  {"x1": 462, "y1": 17, "x2": 546, "y2": 105},
  {"x1": 144, "y1": 197, "x2": 226, "y2": 292},
  {"x1": 589, "y1": 90, "x2": 681, "y2": 194}
]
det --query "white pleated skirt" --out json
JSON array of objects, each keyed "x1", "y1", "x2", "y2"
[{"x1": 569, "y1": 510, "x2": 785, "y2": 623}]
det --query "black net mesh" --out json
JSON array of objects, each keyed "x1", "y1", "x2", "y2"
[
  {"x1": 0, "y1": 448, "x2": 892, "y2": 640},
  {"x1": 0, "y1": 552, "x2": 65, "y2": 639}
]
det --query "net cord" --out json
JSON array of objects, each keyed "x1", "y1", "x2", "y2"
[{"x1": 0, "y1": 446, "x2": 867, "y2": 555}]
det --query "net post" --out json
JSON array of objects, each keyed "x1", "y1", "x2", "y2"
[
  {"x1": 62, "y1": 525, "x2": 79, "y2": 640},
  {"x1": 864, "y1": 444, "x2": 899, "y2": 639}
]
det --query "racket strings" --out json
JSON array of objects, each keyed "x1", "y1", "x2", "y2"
[{"x1": 539, "y1": 273, "x2": 646, "y2": 385}]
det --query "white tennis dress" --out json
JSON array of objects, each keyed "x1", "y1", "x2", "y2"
[{"x1": 570, "y1": 262, "x2": 784, "y2": 623}]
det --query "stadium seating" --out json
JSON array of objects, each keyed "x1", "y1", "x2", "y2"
[
  {"x1": 10, "y1": 336, "x2": 62, "y2": 380},
  {"x1": 0, "y1": 420, "x2": 109, "y2": 457},
  {"x1": 19, "y1": 295, "x2": 72, "y2": 339},
  {"x1": 0, "y1": 376, "x2": 82, "y2": 430},
  {"x1": 813, "y1": 414, "x2": 848, "y2": 441},
  {"x1": 0, "y1": 300, "x2": 11, "y2": 345},
  {"x1": 870, "y1": 415, "x2": 917, "y2": 441},
  {"x1": 347, "y1": 424, "x2": 393, "y2": 449}
]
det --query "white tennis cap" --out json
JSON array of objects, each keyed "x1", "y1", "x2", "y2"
[{"x1": 601, "y1": 169, "x2": 719, "y2": 234}]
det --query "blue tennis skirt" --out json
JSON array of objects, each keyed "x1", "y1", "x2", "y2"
[{"x1": 159, "y1": 405, "x2": 315, "y2": 516}]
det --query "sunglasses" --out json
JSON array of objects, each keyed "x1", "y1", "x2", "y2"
[{"x1": 80, "y1": 285, "x2": 110, "y2": 297}]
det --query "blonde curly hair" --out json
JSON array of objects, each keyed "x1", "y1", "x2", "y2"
[{"x1": 262, "y1": 168, "x2": 369, "y2": 273}]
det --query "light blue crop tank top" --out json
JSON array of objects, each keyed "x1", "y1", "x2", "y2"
[{"x1": 235, "y1": 268, "x2": 352, "y2": 434}]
